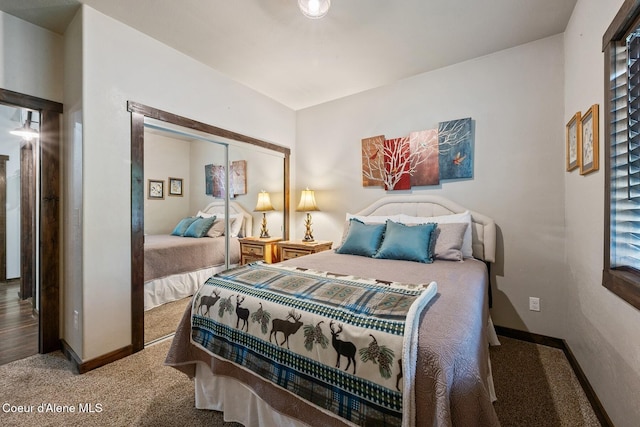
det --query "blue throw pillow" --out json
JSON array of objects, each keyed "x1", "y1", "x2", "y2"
[
  {"x1": 184, "y1": 215, "x2": 217, "y2": 238},
  {"x1": 336, "y1": 219, "x2": 386, "y2": 257},
  {"x1": 171, "y1": 217, "x2": 198, "y2": 236},
  {"x1": 374, "y1": 220, "x2": 437, "y2": 263}
]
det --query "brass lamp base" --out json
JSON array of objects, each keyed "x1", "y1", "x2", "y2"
[
  {"x1": 303, "y1": 212, "x2": 314, "y2": 242},
  {"x1": 259, "y1": 212, "x2": 270, "y2": 238}
]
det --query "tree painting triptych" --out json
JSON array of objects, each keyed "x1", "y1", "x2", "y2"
[{"x1": 362, "y1": 117, "x2": 473, "y2": 190}]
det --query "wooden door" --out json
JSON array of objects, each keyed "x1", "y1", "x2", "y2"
[{"x1": 20, "y1": 142, "x2": 35, "y2": 300}]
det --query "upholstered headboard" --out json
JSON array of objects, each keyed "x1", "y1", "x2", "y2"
[
  {"x1": 355, "y1": 195, "x2": 496, "y2": 263},
  {"x1": 200, "y1": 201, "x2": 254, "y2": 238}
]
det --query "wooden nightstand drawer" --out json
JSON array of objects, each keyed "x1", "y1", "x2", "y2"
[
  {"x1": 239, "y1": 237, "x2": 282, "y2": 265},
  {"x1": 277, "y1": 240, "x2": 333, "y2": 261},
  {"x1": 242, "y1": 243, "x2": 264, "y2": 257},
  {"x1": 241, "y1": 254, "x2": 264, "y2": 265},
  {"x1": 281, "y1": 248, "x2": 309, "y2": 260}
]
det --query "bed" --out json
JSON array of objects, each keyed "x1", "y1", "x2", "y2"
[
  {"x1": 144, "y1": 201, "x2": 253, "y2": 310},
  {"x1": 165, "y1": 195, "x2": 500, "y2": 426}
]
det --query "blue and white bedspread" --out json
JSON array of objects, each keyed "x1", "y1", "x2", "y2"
[{"x1": 190, "y1": 262, "x2": 437, "y2": 427}]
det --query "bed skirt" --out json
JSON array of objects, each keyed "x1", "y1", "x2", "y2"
[
  {"x1": 144, "y1": 264, "x2": 237, "y2": 311},
  {"x1": 190, "y1": 317, "x2": 501, "y2": 426},
  {"x1": 195, "y1": 362, "x2": 346, "y2": 427}
]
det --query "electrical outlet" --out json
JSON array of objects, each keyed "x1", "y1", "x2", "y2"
[
  {"x1": 529, "y1": 297, "x2": 540, "y2": 312},
  {"x1": 73, "y1": 310, "x2": 79, "y2": 330}
]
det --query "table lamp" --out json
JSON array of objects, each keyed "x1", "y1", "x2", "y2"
[
  {"x1": 254, "y1": 190, "x2": 275, "y2": 238},
  {"x1": 296, "y1": 188, "x2": 319, "y2": 242}
]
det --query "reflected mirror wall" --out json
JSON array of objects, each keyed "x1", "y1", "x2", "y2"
[
  {"x1": 129, "y1": 102, "x2": 290, "y2": 351},
  {"x1": 143, "y1": 122, "x2": 285, "y2": 240}
]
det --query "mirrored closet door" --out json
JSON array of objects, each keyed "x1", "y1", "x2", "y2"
[{"x1": 129, "y1": 103, "x2": 290, "y2": 350}]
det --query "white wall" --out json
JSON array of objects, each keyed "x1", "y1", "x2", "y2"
[
  {"x1": 0, "y1": 9, "x2": 64, "y2": 338},
  {"x1": 0, "y1": 11, "x2": 63, "y2": 102},
  {"x1": 229, "y1": 143, "x2": 286, "y2": 237},
  {"x1": 564, "y1": 1, "x2": 640, "y2": 425},
  {"x1": 143, "y1": 131, "x2": 192, "y2": 234},
  {"x1": 296, "y1": 35, "x2": 568, "y2": 338},
  {"x1": 63, "y1": 8, "x2": 84, "y2": 354},
  {"x1": 76, "y1": 5, "x2": 296, "y2": 360},
  {"x1": 188, "y1": 138, "x2": 227, "y2": 214},
  {"x1": 0, "y1": 105, "x2": 21, "y2": 279}
]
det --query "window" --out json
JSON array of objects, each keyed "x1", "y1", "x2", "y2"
[{"x1": 603, "y1": 0, "x2": 640, "y2": 310}]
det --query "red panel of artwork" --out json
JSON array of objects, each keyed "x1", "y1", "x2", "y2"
[{"x1": 384, "y1": 137, "x2": 411, "y2": 190}]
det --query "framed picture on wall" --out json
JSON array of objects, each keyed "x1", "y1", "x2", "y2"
[
  {"x1": 148, "y1": 179, "x2": 164, "y2": 200},
  {"x1": 580, "y1": 104, "x2": 599, "y2": 175},
  {"x1": 566, "y1": 111, "x2": 581, "y2": 171},
  {"x1": 169, "y1": 177, "x2": 183, "y2": 196}
]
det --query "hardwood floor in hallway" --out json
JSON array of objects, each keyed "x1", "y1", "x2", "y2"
[{"x1": 0, "y1": 280, "x2": 38, "y2": 365}]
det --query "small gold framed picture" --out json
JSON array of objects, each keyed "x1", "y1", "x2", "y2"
[
  {"x1": 579, "y1": 104, "x2": 599, "y2": 175},
  {"x1": 168, "y1": 177, "x2": 183, "y2": 196},
  {"x1": 566, "y1": 111, "x2": 581, "y2": 171},
  {"x1": 147, "y1": 179, "x2": 164, "y2": 200}
]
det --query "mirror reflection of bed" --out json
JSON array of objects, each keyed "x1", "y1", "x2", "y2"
[
  {"x1": 142, "y1": 122, "x2": 286, "y2": 345},
  {"x1": 143, "y1": 201, "x2": 253, "y2": 343}
]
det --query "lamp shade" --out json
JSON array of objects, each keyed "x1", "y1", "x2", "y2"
[
  {"x1": 297, "y1": 188, "x2": 319, "y2": 212},
  {"x1": 298, "y1": 0, "x2": 330, "y2": 19},
  {"x1": 254, "y1": 191, "x2": 275, "y2": 212}
]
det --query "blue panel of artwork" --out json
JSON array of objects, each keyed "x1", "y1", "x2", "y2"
[{"x1": 438, "y1": 118, "x2": 473, "y2": 180}]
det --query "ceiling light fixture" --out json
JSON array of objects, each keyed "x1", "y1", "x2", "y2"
[
  {"x1": 10, "y1": 110, "x2": 39, "y2": 140},
  {"x1": 298, "y1": 0, "x2": 330, "y2": 19}
]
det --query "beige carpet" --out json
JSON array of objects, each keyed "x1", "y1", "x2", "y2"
[
  {"x1": 490, "y1": 336, "x2": 601, "y2": 427},
  {"x1": 144, "y1": 297, "x2": 192, "y2": 344},
  {"x1": 0, "y1": 339, "x2": 241, "y2": 427},
  {"x1": 0, "y1": 335, "x2": 601, "y2": 427}
]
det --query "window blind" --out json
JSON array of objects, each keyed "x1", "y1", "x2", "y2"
[{"x1": 610, "y1": 32, "x2": 640, "y2": 271}]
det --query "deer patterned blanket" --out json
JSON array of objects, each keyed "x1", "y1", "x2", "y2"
[{"x1": 190, "y1": 262, "x2": 437, "y2": 427}]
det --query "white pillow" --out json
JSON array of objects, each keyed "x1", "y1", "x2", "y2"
[
  {"x1": 206, "y1": 217, "x2": 226, "y2": 238},
  {"x1": 345, "y1": 213, "x2": 404, "y2": 223},
  {"x1": 229, "y1": 214, "x2": 243, "y2": 237},
  {"x1": 397, "y1": 211, "x2": 473, "y2": 258},
  {"x1": 197, "y1": 210, "x2": 215, "y2": 218}
]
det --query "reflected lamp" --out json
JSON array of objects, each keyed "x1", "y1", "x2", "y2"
[{"x1": 254, "y1": 191, "x2": 275, "y2": 238}]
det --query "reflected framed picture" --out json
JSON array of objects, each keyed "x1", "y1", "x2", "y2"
[
  {"x1": 580, "y1": 104, "x2": 599, "y2": 175},
  {"x1": 169, "y1": 177, "x2": 183, "y2": 196},
  {"x1": 566, "y1": 111, "x2": 581, "y2": 171},
  {"x1": 147, "y1": 179, "x2": 164, "y2": 200},
  {"x1": 231, "y1": 160, "x2": 247, "y2": 195}
]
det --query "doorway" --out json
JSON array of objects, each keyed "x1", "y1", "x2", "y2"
[
  {"x1": 0, "y1": 105, "x2": 38, "y2": 364},
  {"x1": 0, "y1": 88, "x2": 62, "y2": 360}
]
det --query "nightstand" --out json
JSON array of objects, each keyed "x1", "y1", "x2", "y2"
[
  {"x1": 239, "y1": 237, "x2": 282, "y2": 265},
  {"x1": 277, "y1": 240, "x2": 333, "y2": 261}
]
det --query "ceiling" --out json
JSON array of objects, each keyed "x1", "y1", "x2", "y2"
[{"x1": 0, "y1": 0, "x2": 577, "y2": 110}]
